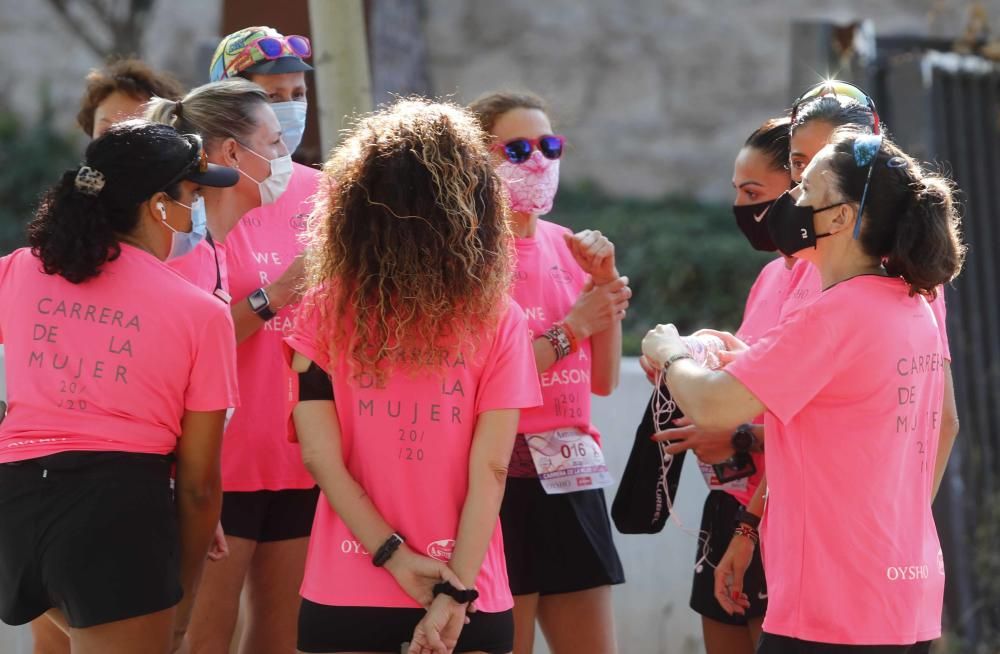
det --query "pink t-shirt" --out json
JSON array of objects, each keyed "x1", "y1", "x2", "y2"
[
  {"x1": 702, "y1": 258, "x2": 819, "y2": 505},
  {"x1": 286, "y1": 294, "x2": 542, "y2": 612},
  {"x1": 167, "y1": 238, "x2": 229, "y2": 302},
  {"x1": 215, "y1": 162, "x2": 319, "y2": 491},
  {"x1": 726, "y1": 275, "x2": 945, "y2": 645},
  {"x1": 0, "y1": 246, "x2": 239, "y2": 462},
  {"x1": 512, "y1": 220, "x2": 597, "y2": 441}
]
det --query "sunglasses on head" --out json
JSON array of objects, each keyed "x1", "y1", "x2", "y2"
[
  {"x1": 492, "y1": 135, "x2": 565, "y2": 164},
  {"x1": 225, "y1": 35, "x2": 312, "y2": 78},
  {"x1": 848, "y1": 132, "x2": 886, "y2": 239},
  {"x1": 791, "y1": 80, "x2": 881, "y2": 135}
]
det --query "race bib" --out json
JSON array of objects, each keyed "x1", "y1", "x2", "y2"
[
  {"x1": 526, "y1": 428, "x2": 613, "y2": 494},
  {"x1": 697, "y1": 460, "x2": 749, "y2": 492}
]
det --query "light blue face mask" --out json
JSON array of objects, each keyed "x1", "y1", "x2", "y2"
[
  {"x1": 160, "y1": 194, "x2": 208, "y2": 260},
  {"x1": 271, "y1": 101, "x2": 308, "y2": 154}
]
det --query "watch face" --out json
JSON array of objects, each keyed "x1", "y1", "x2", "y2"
[{"x1": 249, "y1": 289, "x2": 267, "y2": 311}]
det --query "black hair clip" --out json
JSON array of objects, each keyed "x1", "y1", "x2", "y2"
[{"x1": 887, "y1": 156, "x2": 907, "y2": 169}]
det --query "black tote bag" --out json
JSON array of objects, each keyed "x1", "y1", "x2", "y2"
[{"x1": 611, "y1": 383, "x2": 686, "y2": 534}]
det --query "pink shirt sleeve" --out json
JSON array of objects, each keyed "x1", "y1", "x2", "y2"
[
  {"x1": 475, "y1": 301, "x2": 544, "y2": 415},
  {"x1": 184, "y1": 307, "x2": 240, "y2": 412},
  {"x1": 284, "y1": 292, "x2": 328, "y2": 371},
  {"x1": 0, "y1": 253, "x2": 10, "y2": 343},
  {"x1": 725, "y1": 303, "x2": 839, "y2": 425}
]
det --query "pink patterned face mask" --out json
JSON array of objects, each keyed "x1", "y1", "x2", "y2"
[{"x1": 495, "y1": 151, "x2": 561, "y2": 216}]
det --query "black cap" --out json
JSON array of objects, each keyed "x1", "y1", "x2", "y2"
[{"x1": 242, "y1": 56, "x2": 314, "y2": 76}]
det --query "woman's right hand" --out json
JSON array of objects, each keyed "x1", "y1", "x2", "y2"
[
  {"x1": 384, "y1": 544, "x2": 466, "y2": 608},
  {"x1": 714, "y1": 532, "x2": 755, "y2": 616},
  {"x1": 563, "y1": 276, "x2": 630, "y2": 340}
]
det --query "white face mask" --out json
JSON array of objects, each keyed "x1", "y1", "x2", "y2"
[
  {"x1": 238, "y1": 143, "x2": 293, "y2": 206},
  {"x1": 271, "y1": 101, "x2": 308, "y2": 154},
  {"x1": 157, "y1": 194, "x2": 207, "y2": 260}
]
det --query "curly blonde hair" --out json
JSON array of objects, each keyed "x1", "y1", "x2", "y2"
[{"x1": 305, "y1": 98, "x2": 513, "y2": 376}]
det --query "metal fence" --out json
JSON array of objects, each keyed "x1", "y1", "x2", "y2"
[{"x1": 878, "y1": 45, "x2": 1000, "y2": 649}]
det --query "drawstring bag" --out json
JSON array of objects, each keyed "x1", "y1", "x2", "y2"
[{"x1": 611, "y1": 382, "x2": 686, "y2": 534}]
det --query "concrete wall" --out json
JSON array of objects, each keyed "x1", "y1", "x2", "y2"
[{"x1": 0, "y1": 356, "x2": 713, "y2": 653}]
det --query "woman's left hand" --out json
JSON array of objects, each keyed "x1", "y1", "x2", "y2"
[
  {"x1": 407, "y1": 594, "x2": 469, "y2": 654},
  {"x1": 563, "y1": 230, "x2": 618, "y2": 285},
  {"x1": 641, "y1": 323, "x2": 686, "y2": 369},
  {"x1": 653, "y1": 416, "x2": 735, "y2": 463}
]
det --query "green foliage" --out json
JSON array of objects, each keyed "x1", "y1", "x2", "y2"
[
  {"x1": 548, "y1": 185, "x2": 774, "y2": 354},
  {"x1": 0, "y1": 92, "x2": 82, "y2": 255}
]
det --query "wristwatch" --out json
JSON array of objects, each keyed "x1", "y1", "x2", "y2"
[
  {"x1": 247, "y1": 287, "x2": 276, "y2": 321},
  {"x1": 731, "y1": 423, "x2": 756, "y2": 455}
]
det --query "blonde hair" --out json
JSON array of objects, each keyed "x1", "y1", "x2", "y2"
[
  {"x1": 146, "y1": 79, "x2": 268, "y2": 148},
  {"x1": 305, "y1": 98, "x2": 513, "y2": 377}
]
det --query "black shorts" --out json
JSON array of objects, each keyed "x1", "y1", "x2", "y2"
[
  {"x1": 220, "y1": 486, "x2": 319, "y2": 542},
  {"x1": 297, "y1": 599, "x2": 514, "y2": 653},
  {"x1": 0, "y1": 451, "x2": 181, "y2": 628},
  {"x1": 501, "y1": 477, "x2": 625, "y2": 597},
  {"x1": 757, "y1": 633, "x2": 932, "y2": 653},
  {"x1": 691, "y1": 490, "x2": 768, "y2": 624}
]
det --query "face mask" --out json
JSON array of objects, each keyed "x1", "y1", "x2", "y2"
[
  {"x1": 238, "y1": 144, "x2": 293, "y2": 206},
  {"x1": 495, "y1": 151, "x2": 560, "y2": 215},
  {"x1": 159, "y1": 195, "x2": 207, "y2": 260},
  {"x1": 733, "y1": 199, "x2": 778, "y2": 252},
  {"x1": 271, "y1": 101, "x2": 307, "y2": 154},
  {"x1": 765, "y1": 191, "x2": 845, "y2": 257}
]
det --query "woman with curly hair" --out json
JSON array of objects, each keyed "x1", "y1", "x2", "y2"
[{"x1": 285, "y1": 98, "x2": 542, "y2": 654}]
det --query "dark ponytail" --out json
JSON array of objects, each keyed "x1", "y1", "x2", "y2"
[
  {"x1": 28, "y1": 119, "x2": 197, "y2": 283},
  {"x1": 791, "y1": 96, "x2": 875, "y2": 134},
  {"x1": 827, "y1": 128, "x2": 965, "y2": 297},
  {"x1": 744, "y1": 117, "x2": 791, "y2": 172}
]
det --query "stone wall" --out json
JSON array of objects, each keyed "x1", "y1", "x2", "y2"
[
  {"x1": 425, "y1": 0, "x2": 999, "y2": 200},
  {"x1": 1, "y1": 0, "x2": 996, "y2": 200}
]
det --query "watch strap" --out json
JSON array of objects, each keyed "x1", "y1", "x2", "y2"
[{"x1": 249, "y1": 288, "x2": 276, "y2": 321}]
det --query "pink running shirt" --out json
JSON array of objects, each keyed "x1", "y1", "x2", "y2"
[
  {"x1": 512, "y1": 220, "x2": 598, "y2": 441},
  {"x1": 726, "y1": 275, "x2": 945, "y2": 644},
  {"x1": 0, "y1": 245, "x2": 239, "y2": 462},
  {"x1": 286, "y1": 295, "x2": 542, "y2": 612},
  {"x1": 216, "y1": 162, "x2": 319, "y2": 491}
]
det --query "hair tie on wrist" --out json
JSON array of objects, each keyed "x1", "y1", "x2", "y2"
[{"x1": 74, "y1": 165, "x2": 105, "y2": 197}]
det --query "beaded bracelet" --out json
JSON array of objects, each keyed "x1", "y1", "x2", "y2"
[
  {"x1": 734, "y1": 523, "x2": 759, "y2": 546},
  {"x1": 556, "y1": 320, "x2": 579, "y2": 354},
  {"x1": 542, "y1": 324, "x2": 573, "y2": 361}
]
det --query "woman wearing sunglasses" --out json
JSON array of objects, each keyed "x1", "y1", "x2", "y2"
[
  {"x1": 644, "y1": 129, "x2": 964, "y2": 653},
  {"x1": 0, "y1": 120, "x2": 239, "y2": 654},
  {"x1": 287, "y1": 98, "x2": 542, "y2": 654},
  {"x1": 148, "y1": 79, "x2": 310, "y2": 654},
  {"x1": 469, "y1": 91, "x2": 629, "y2": 654}
]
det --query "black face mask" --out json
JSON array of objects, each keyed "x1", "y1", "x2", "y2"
[
  {"x1": 766, "y1": 191, "x2": 844, "y2": 257},
  {"x1": 733, "y1": 199, "x2": 778, "y2": 252}
]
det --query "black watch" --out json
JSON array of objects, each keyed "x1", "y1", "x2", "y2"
[
  {"x1": 248, "y1": 287, "x2": 276, "y2": 321},
  {"x1": 731, "y1": 423, "x2": 756, "y2": 455},
  {"x1": 433, "y1": 581, "x2": 479, "y2": 605}
]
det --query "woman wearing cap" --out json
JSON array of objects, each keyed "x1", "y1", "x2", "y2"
[
  {"x1": 147, "y1": 78, "x2": 315, "y2": 654},
  {"x1": 0, "y1": 120, "x2": 239, "y2": 653},
  {"x1": 643, "y1": 128, "x2": 964, "y2": 652},
  {"x1": 469, "y1": 91, "x2": 629, "y2": 654},
  {"x1": 77, "y1": 58, "x2": 185, "y2": 139},
  {"x1": 287, "y1": 98, "x2": 542, "y2": 654}
]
